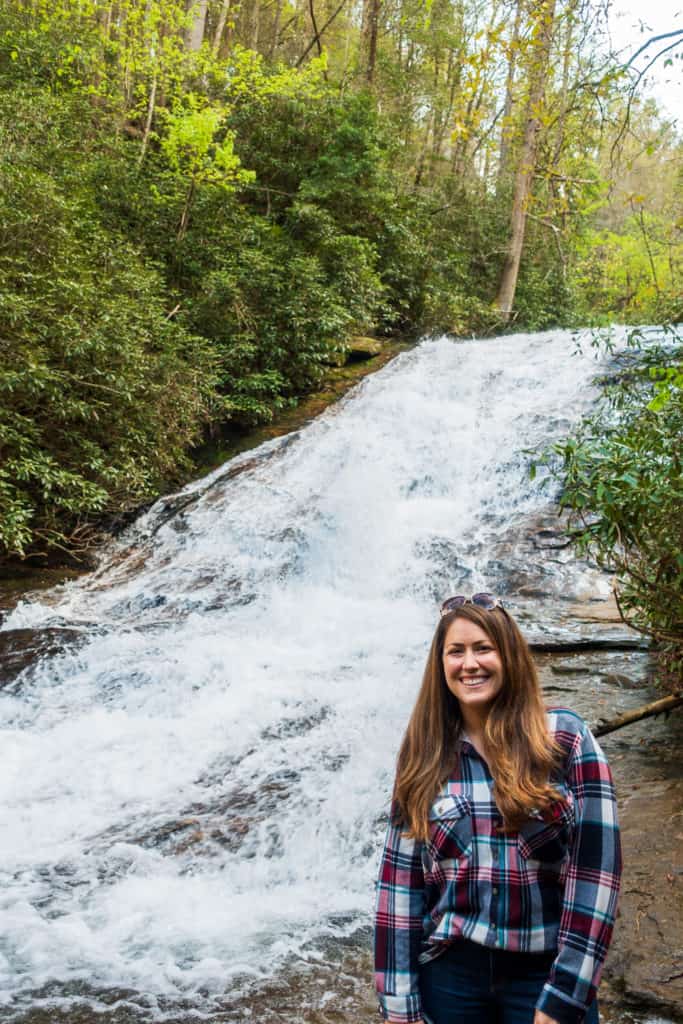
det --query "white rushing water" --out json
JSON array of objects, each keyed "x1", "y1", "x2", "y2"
[{"x1": 0, "y1": 331, "x2": 626, "y2": 1021}]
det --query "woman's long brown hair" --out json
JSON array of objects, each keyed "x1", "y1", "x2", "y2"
[{"x1": 393, "y1": 604, "x2": 563, "y2": 840}]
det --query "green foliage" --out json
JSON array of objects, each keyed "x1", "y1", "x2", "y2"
[
  {"x1": 0, "y1": 86, "x2": 215, "y2": 557},
  {"x1": 111, "y1": 83, "x2": 389, "y2": 422},
  {"x1": 574, "y1": 224, "x2": 683, "y2": 324},
  {"x1": 161, "y1": 101, "x2": 246, "y2": 183},
  {"x1": 1, "y1": 0, "x2": 679, "y2": 564},
  {"x1": 186, "y1": 203, "x2": 382, "y2": 422},
  {"x1": 512, "y1": 257, "x2": 575, "y2": 331},
  {"x1": 541, "y1": 327, "x2": 683, "y2": 683}
]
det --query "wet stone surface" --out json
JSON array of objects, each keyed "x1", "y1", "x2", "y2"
[{"x1": 0, "y1": 626, "x2": 88, "y2": 689}]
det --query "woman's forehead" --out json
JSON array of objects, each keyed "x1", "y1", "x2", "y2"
[{"x1": 442, "y1": 617, "x2": 494, "y2": 646}]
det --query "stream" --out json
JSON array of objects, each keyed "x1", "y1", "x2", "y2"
[{"x1": 0, "y1": 330, "x2": 679, "y2": 1024}]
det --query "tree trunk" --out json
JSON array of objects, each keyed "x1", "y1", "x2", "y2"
[
  {"x1": 550, "y1": 0, "x2": 576, "y2": 169},
  {"x1": 177, "y1": 177, "x2": 197, "y2": 242},
  {"x1": 636, "y1": 205, "x2": 661, "y2": 296},
  {"x1": 212, "y1": 0, "x2": 231, "y2": 56},
  {"x1": 494, "y1": 0, "x2": 556, "y2": 320},
  {"x1": 497, "y1": 0, "x2": 522, "y2": 187},
  {"x1": 269, "y1": 0, "x2": 284, "y2": 57},
  {"x1": 186, "y1": 0, "x2": 209, "y2": 51},
  {"x1": 250, "y1": 0, "x2": 261, "y2": 51},
  {"x1": 363, "y1": 0, "x2": 381, "y2": 84},
  {"x1": 138, "y1": 74, "x2": 157, "y2": 168}
]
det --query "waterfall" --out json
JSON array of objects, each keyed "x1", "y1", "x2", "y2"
[{"x1": 0, "y1": 331, "x2": 631, "y2": 1022}]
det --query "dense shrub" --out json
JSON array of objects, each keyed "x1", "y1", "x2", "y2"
[
  {"x1": 542, "y1": 328, "x2": 683, "y2": 683},
  {"x1": 0, "y1": 88, "x2": 215, "y2": 556}
]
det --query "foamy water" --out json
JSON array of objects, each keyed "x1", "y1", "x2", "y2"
[{"x1": 0, "y1": 330, "x2": 629, "y2": 1019}]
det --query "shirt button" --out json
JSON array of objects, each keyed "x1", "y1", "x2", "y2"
[{"x1": 492, "y1": 887, "x2": 499, "y2": 895}]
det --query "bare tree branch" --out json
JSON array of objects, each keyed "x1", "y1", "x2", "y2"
[
  {"x1": 296, "y1": 0, "x2": 347, "y2": 66},
  {"x1": 624, "y1": 29, "x2": 683, "y2": 69},
  {"x1": 594, "y1": 693, "x2": 683, "y2": 737},
  {"x1": 610, "y1": 33, "x2": 683, "y2": 166}
]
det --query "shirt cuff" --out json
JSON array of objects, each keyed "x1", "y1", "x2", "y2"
[
  {"x1": 536, "y1": 983, "x2": 590, "y2": 1024},
  {"x1": 378, "y1": 992, "x2": 424, "y2": 1022}
]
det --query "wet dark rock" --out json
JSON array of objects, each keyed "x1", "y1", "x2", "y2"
[
  {"x1": 133, "y1": 817, "x2": 203, "y2": 852},
  {"x1": 138, "y1": 491, "x2": 199, "y2": 538},
  {"x1": 603, "y1": 672, "x2": 641, "y2": 690},
  {"x1": 122, "y1": 812, "x2": 254, "y2": 857},
  {"x1": 403, "y1": 475, "x2": 438, "y2": 498},
  {"x1": 261, "y1": 769, "x2": 301, "y2": 795},
  {"x1": 532, "y1": 529, "x2": 572, "y2": 550},
  {"x1": 10, "y1": 982, "x2": 158, "y2": 1024},
  {"x1": 193, "y1": 750, "x2": 255, "y2": 789},
  {"x1": 550, "y1": 662, "x2": 588, "y2": 675},
  {"x1": 261, "y1": 705, "x2": 330, "y2": 740},
  {"x1": 530, "y1": 639, "x2": 649, "y2": 653},
  {"x1": 320, "y1": 751, "x2": 350, "y2": 772},
  {"x1": 109, "y1": 593, "x2": 168, "y2": 615},
  {"x1": 516, "y1": 585, "x2": 555, "y2": 598},
  {"x1": 156, "y1": 770, "x2": 306, "y2": 856},
  {"x1": 0, "y1": 627, "x2": 86, "y2": 688},
  {"x1": 168, "y1": 515, "x2": 190, "y2": 534}
]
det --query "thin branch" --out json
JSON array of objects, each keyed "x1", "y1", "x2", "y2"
[
  {"x1": 296, "y1": 0, "x2": 347, "y2": 67},
  {"x1": 628, "y1": 38, "x2": 683, "y2": 89},
  {"x1": 138, "y1": 74, "x2": 157, "y2": 169},
  {"x1": 534, "y1": 170, "x2": 596, "y2": 185},
  {"x1": 624, "y1": 29, "x2": 683, "y2": 69},
  {"x1": 309, "y1": 0, "x2": 322, "y2": 58},
  {"x1": 611, "y1": 37, "x2": 683, "y2": 166},
  {"x1": 277, "y1": 14, "x2": 298, "y2": 42},
  {"x1": 527, "y1": 213, "x2": 566, "y2": 273}
]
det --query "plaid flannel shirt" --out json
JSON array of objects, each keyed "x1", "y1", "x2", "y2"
[{"x1": 374, "y1": 708, "x2": 622, "y2": 1024}]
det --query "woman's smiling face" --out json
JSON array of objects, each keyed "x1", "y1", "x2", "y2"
[{"x1": 442, "y1": 616, "x2": 504, "y2": 716}]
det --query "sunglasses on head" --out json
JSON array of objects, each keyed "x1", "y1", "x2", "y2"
[{"x1": 439, "y1": 593, "x2": 504, "y2": 616}]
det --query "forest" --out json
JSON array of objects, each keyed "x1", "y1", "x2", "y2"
[{"x1": 0, "y1": 0, "x2": 681, "y2": 670}]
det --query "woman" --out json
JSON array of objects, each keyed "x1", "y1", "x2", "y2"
[{"x1": 374, "y1": 594, "x2": 621, "y2": 1024}]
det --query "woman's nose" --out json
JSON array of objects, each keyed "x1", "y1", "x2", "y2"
[{"x1": 461, "y1": 648, "x2": 478, "y2": 670}]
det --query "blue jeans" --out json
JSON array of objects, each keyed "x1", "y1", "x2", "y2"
[{"x1": 419, "y1": 939, "x2": 599, "y2": 1024}]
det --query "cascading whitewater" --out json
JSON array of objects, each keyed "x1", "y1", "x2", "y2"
[{"x1": 0, "y1": 331, "x2": 627, "y2": 1021}]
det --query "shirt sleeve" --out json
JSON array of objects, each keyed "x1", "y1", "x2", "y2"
[
  {"x1": 536, "y1": 721, "x2": 622, "y2": 1024},
  {"x1": 374, "y1": 812, "x2": 427, "y2": 1023}
]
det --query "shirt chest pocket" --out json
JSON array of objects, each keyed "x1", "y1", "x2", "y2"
[
  {"x1": 427, "y1": 794, "x2": 473, "y2": 862},
  {"x1": 517, "y1": 790, "x2": 575, "y2": 864}
]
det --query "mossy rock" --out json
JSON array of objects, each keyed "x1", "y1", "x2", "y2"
[{"x1": 347, "y1": 336, "x2": 384, "y2": 361}]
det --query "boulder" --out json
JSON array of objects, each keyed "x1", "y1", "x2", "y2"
[
  {"x1": 347, "y1": 336, "x2": 384, "y2": 361},
  {"x1": 0, "y1": 627, "x2": 86, "y2": 688}
]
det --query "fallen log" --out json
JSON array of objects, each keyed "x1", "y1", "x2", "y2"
[{"x1": 594, "y1": 693, "x2": 683, "y2": 737}]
